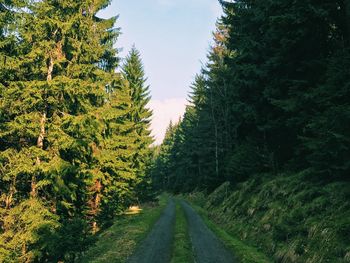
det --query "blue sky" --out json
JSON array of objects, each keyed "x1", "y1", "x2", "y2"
[{"x1": 99, "y1": 0, "x2": 222, "y2": 143}]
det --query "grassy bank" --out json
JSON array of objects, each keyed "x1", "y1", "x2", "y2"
[
  {"x1": 187, "y1": 172, "x2": 350, "y2": 263},
  {"x1": 171, "y1": 201, "x2": 194, "y2": 263},
  {"x1": 186, "y1": 201, "x2": 271, "y2": 263},
  {"x1": 79, "y1": 195, "x2": 168, "y2": 263}
]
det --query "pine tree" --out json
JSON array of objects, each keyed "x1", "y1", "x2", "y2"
[
  {"x1": 152, "y1": 0, "x2": 350, "y2": 194},
  {"x1": 151, "y1": 121, "x2": 179, "y2": 191},
  {"x1": 303, "y1": 1, "x2": 350, "y2": 179},
  {"x1": 122, "y1": 47, "x2": 153, "y2": 201},
  {"x1": 0, "y1": 0, "x2": 130, "y2": 260},
  {"x1": 95, "y1": 77, "x2": 138, "y2": 224},
  {"x1": 221, "y1": 0, "x2": 345, "y2": 172},
  {"x1": 0, "y1": 0, "x2": 20, "y2": 74}
]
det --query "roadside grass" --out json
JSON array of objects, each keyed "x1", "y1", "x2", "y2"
[
  {"x1": 78, "y1": 195, "x2": 168, "y2": 263},
  {"x1": 170, "y1": 201, "x2": 194, "y2": 263},
  {"x1": 187, "y1": 201, "x2": 272, "y2": 263},
  {"x1": 187, "y1": 174, "x2": 350, "y2": 262}
]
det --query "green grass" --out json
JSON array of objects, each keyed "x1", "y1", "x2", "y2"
[
  {"x1": 170, "y1": 201, "x2": 194, "y2": 263},
  {"x1": 185, "y1": 173, "x2": 350, "y2": 263},
  {"x1": 79, "y1": 195, "x2": 168, "y2": 263},
  {"x1": 186, "y1": 200, "x2": 272, "y2": 263}
]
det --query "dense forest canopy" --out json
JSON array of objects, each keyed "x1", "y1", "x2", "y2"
[
  {"x1": 0, "y1": 0, "x2": 153, "y2": 261},
  {"x1": 150, "y1": 1, "x2": 350, "y2": 261},
  {"x1": 149, "y1": 1, "x2": 350, "y2": 261},
  {"x1": 1, "y1": 0, "x2": 350, "y2": 262},
  {"x1": 151, "y1": 0, "x2": 350, "y2": 192}
]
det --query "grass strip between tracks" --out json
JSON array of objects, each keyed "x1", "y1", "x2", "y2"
[{"x1": 171, "y1": 201, "x2": 194, "y2": 263}]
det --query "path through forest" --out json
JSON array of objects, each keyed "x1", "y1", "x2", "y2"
[
  {"x1": 181, "y1": 201, "x2": 236, "y2": 263},
  {"x1": 126, "y1": 199, "x2": 176, "y2": 263},
  {"x1": 127, "y1": 199, "x2": 235, "y2": 263}
]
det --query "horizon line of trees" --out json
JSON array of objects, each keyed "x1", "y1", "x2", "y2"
[
  {"x1": 0, "y1": 0, "x2": 153, "y2": 261},
  {"x1": 151, "y1": 0, "x2": 350, "y2": 193}
]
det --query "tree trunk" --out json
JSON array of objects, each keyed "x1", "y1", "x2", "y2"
[
  {"x1": 31, "y1": 55, "x2": 52, "y2": 198},
  {"x1": 342, "y1": 0, "x2": 350, "y2": 44},
  {"x1": 37, "y1": 112, "x2": 46, "y2": 150},
  {"x1": 22, "y1": 243, "x2": 26, "y2": 259},
  {"x1": 5, "y1": 188, "x2": 14, "y2": 209},
  {"x1": 347, "y1": 0, "x2": 350, "y2": 44},
  {"x1": 47, "y1": 56, "x2": 54, "y2": 82},
  {"x1": 31, "y1": 112, "x2": 46, "y2": 198},
  {"x1": 91, "y1": 180, "x2": 102, "y2": 233},
  {"x1": 210, "y1": 90, "x2": 219, "y2": 179},
  {"x1": 214, "y1": 125, "x2": 219, "y2": 177},
  {"x1": 92, "y1": 194, "x2": 100, "y2": 233}
]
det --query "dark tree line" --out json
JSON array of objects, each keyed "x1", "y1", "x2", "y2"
[
  {"x1": 151, "y1": 0, "x2": 350, "y2": 193},
  {"x1": 0, "y1": 0, "x2": 153, "y2": 261}
]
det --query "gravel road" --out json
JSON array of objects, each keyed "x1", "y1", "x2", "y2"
[
  {"x1": 127, "y1": 199, "x2": 235, "y2": 263},
  {"x1": 181, "y1": 201, "x2": 236, "y2": 263},
  {"x1": 126, "y1": 199, "x2": 176, "y2": 263}
]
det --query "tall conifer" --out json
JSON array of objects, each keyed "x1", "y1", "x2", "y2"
[
  {"x1": 0, "y1": 0, "x2": 133, "y2": 260},
  {"x1": 122, "y1": 47, "x2": 153, "y2": 200}
]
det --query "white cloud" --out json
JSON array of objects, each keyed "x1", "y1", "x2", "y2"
[{"x1": 148, "y1": 98, "x2": 187, "y2": 145}]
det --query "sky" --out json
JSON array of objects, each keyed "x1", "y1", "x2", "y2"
[{"x1": 99, "y1": 0, "x2": 222, "y2": 144}]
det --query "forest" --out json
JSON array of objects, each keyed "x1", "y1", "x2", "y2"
[
  {"x1": 0, "y1": 0, "x2": 153, "y2": 261},
  {"x1": 1, "y1": 0, "x2": 350, "y2": 262},
  {"x1": 152, "y1": 0, "x2": 350, "y2": 192},
  {"x1": 150, "y1": 0, "x2": 350, "y2": 262}
]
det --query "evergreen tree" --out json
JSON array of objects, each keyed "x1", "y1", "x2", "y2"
[
  {"x1": 0, "y1": 0, "x2": 141, "y2": 260},
  {"x1": 122, "y1": 47, "x2": 153, "y2": 201},
  {"x1": 95, "y1": 77, "x2": 139, "y2": 225},
  {"x1": 151, "y1": 0, "x2": 350, "y2": 194},
  {"x1": 151, "y1": 121, "x2": 178, "y2": 191}
]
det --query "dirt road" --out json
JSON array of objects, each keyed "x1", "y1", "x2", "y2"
[
  {"x1": 127, "y1": 199, "x2": 235, "y2": 263},
  {"x1": 181, "y1": 201, "x2": 236, "y2": 263},
  {"x1": 126, "y1": 199, "x2": 176, "y2": 263}
]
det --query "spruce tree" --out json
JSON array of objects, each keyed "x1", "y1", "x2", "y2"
[
  {"x1": 152, "y1": 0, "x2": 350, "y2": 194},
  {"x1": 95, "y1": 77, "x2": 138, "y2": 224},
  {"x1": 122, "y1": 47, "x2": 153, "y2": 201},
  {"x1": 151, "y1": 121, "x2": 178, "y2": 191},
  {"x1": 0, "y1": 0, "x2": 129, "y2": 260}
]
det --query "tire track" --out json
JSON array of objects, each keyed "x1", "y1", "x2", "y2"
[
  {"x1": 181, "y1": 201, "x2": 236, "y2": 263},
  {"x1": 126, "y1": 199, "x2": 176, "y2": 263}
]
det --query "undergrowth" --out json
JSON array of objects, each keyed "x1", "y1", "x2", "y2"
[
  {"x1": 78, "y1": 195, "x2": 168, "y2": 263},
  {"x1": 189, "y1": 202, "x2": 271, "y2": 263},
  {"x1": 187, "y1": 172, "x2": 350, "y2": 263}
]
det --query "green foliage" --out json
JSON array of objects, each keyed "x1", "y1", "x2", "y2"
[
  {"x1": 150, "y1": 1, "x2": 350, "y2": 262},
  {"x1": 304, "y1": 48, "x2": 350, "y2": 178},
  {"x1": 79, "y1": 196, "x2": 167, "y2": 263},
  {"x1": 225, "y1": 141, "x2": 267, "y2": 183},
  {"x1": 40, "y1": 217, "x2": 95, "y2": 262},
  {"x1": 151, "y1": 0, "x2": 350, "y2": 194},
  {"x1": 0, "y1": 0, "x2": 152, "y2": 261},
  {"x1": 0, "y1": 199, "x2": 59, "y2": 262},
  {"x1": 150, "y1": 121, "x2": 180, "y2": 191},
  {"x1": 122, "y1": 47, "x2": 154, "y2": 202},
  {"x1": 199, "y1": 175, "x2": 350, "y2": 262}
]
